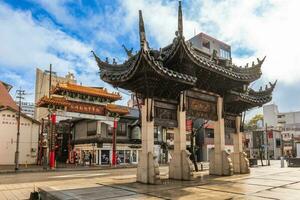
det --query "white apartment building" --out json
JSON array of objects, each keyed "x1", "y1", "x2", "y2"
[
  {"x1": 264, "y1": 104, "x2": 300, "y2": 136},
  {"x1": 263, "y1": 104, "x2": 299, "y2": 157},
  {"x1": 16, "y1": 101, "x2": 35, "y2": 118}
]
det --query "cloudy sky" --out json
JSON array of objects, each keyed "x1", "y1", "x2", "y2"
[{"x1": 1, "y1": 0, "x2": 300, "y2": 118}]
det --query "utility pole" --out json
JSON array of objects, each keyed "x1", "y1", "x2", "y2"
[
  {"x1": 15, "y1": 88, "x2": 25, "y2": 171},
  {"x1": 49, "y1": 64, "x2": 52, "y2": 98}
]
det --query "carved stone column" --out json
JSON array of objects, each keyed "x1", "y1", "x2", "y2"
[
  {"x1": 209, "y1": 97, "x2": 233, "y2": 176},
  {"x1": 233, "y1": 116, "x2": 250, "y2": 174},
  {"x1": 169, "y1": 92, "x2": 194, "y2": 180},
  {"x1": 137, "y1": 98, "x2": 161, "y2": 184}
]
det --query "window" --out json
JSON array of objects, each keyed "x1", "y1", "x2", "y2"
[
  {"x1": 202, "y1": 40, "x2": 210, "y2": 49},
  {"x1": 125, "y1": 150, "x2": 131, "y2": 163},
  {"x1": 276, "y1": 139, "x2": 281, "y2": 148},
  {"x1": 117, "y1": 150, "x2": 124, "y2": 164},
  {"x1": 2, "y1": 114, "x2": 5, "y2": 117},
  {"x1": 87, "y1": 121, "x2": 97, "y2": 136},
  {"x1": 206, "y1": 129, "x2": 214, "y2": 138},
  {"x1": 7, "y1": 114, "x2": 11, "y2": 117},
  {"x1": 220, "y1": 48, "x2": 230, "y2": 59},
  {"x1": 132, "y1": 150, "x2": 137, "y2": 163},
  {"x1": 117, "y1": 123, "x2": 127, "y2": 136},
  {"x1": 107, "y1": 123, "x2": 127, "y2": 136},
  {"x1": 108, "y1": 125, "x2": 113, "y2": 136}
]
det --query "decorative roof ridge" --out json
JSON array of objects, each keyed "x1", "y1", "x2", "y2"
[
  {"x1": 36, "y1": 95, "x2": 70, "y2": 107},
  {"x1": 229, "y1": 89, "x2": 272, "y2": 104},
  {"x1": 248, "y1": 80, "x2": 277, "y2": 96},
  {"x1": 106, "y1": 103, "x2": 130, "y2": 115},
  {"x1": 51, "y1": 82, "x2": 122, "y2": 100},
  {"x1": 228, "y1": 80, "x2": 276, "y2": 104},
  {"x1": 177, "y1": 1, "x2": 183, "y2": 37},
  {"x1": 140, "y1": 48, "x2": 197, "y2": 85},
  {"x1": 91, "y1": 50, "x2": 137, "y2": 72},
  {"x1": 139, "y1": 10, "x2": 149, "y2": 50},
  {"x1": 231, "y1": 56, "x2": 266, "y2": 73}
]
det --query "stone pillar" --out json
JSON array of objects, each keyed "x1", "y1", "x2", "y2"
[
  {"x1": 233, "y1": 116, "x2": 250, "y2": 174},
  {"x1": 137, "y1": 98, "x2": 161, "y2": 184},
  {"x1": 209, "y1": 97, "x2": 233, "y2": 176},
  {"x1": 169, "y1": 93, "x2": 194, "y2": 180}
]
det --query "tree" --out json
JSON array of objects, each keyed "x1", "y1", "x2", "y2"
[{"x1": 245, "y1": 114, "x2": 263, "y2": 131}]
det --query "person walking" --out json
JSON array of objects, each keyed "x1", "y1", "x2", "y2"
[{"x1": 89, "y1": 152, "x2": 92, "y2": 166}]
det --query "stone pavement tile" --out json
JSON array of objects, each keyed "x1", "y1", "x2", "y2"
[
  {"x1": 40, "y1": 185, "x2": 138, "y2": 200},
  {"x1": 252, "y1": 187, "x2": 300, "y2": 200},
  {"x1": 147, "y1": 187, "x2": 243, "y2": 200},
  {"x1": 234, "y1": 178, "x2": 294, "y2": 187},
  {"x1": 106, "y1": 194, "x2": 163, "y2": 200},
  {"x1": 8, "y1": 189, "x2": 28, "y2": 200},
  {"x1": 284, "y1": 182, "x2": 300, "y2": 190},
  {"x1": 0, "y1": 185, "x2": 6, "y2": 191},
  {"x1": 197, "y1": 182, "x2": 271, "y2": 195},
  {"x1": 102, "y1": 178, "x2": 209, "y2": 194},
  {"x1": 234, "y1": 195, "x2": 274, "y2": 199},
  {"x1": 205, "y1": 174, "x2": 251, "y2": 182},
  {"x1": 1, "y1": 190, "x2": 18, "y2": 200},
  {"x1": 252, "y1": 175, "x2": 300, "y2": 182},
  {"x1": 0, "y1": 191, "x2": 7, "y2": 200}
]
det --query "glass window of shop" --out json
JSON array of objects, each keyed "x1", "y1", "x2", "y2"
[{"x1": 132, "y1": 150, "x2": 137, "y2": 163}]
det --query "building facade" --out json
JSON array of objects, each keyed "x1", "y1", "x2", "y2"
[
  {"x1": 16, "y1": 101, "x2": 35, "y2": 118},
  {"x1": 72, "y1": 108, "x2": 140, "y2": 165},
  {"x1": 263, "y1": 104, "x2": 299, "y2": 157},
  {"x1": 0, "y1": 108, "x2": 40, "y2": 165},
  {"x1": 0, "y1": 81, "x2": 40, "y2": 165},
  {"x1": 34, "y1": 68, "x2": 76, "y2": 120},
  {"x1": 36, "y1": 82, "x2": 131, "y2": 165}
]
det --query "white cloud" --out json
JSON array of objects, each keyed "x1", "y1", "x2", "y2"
[
  {"x1": 120, "y1": 0, "x2": 201, "y2": 47},
  {"x1": 0, "y1": 2, "x2": 127, "y2": 103},
  {"x1": 120, "y1": 0, "x2": 300, "y2": 85}
]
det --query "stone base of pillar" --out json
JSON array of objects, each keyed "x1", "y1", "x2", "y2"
[
  {"x1": 137, "y1": 152, "x2": 161, "y2": 184},
  {"x1": 232, "y1": 152, "x2": 250, "y2": 174},
  {"x1": 240, "y1": 152, "x2": 250, "y2": 174},
  {"x1": 169, "y1": 150, "x2": 194, "y2": 180},
  {"x1": 209, "y1": 149, "x2": 233, "y2": 176}
]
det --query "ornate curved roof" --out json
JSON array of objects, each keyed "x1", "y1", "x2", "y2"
[
  {"x1": 93, "y1": 49, "x2": 197, "y2": 86},
  {"x1": 93, "y1": 1, "x2": 276, "y2": 113},
  {"x1": 51, "y1": 82, "x2": 121, "y2": 101},
  {"x1": 224, "y1": 80, "x2": 277, "y2": 114},
  {"x1": 93, "y1": 1, "x2": 266, "y2": 97}
]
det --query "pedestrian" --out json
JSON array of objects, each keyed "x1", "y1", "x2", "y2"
[{"x1": 89, "y1": 152, "x2": 92, "y2": 166}]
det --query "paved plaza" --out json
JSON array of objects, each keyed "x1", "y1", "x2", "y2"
[{"x1": 0, "y1": 161, "x2": 299, "y2": 199}]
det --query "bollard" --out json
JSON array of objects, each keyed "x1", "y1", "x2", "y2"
[{"x1": 280, "y1": 157, "x2": 285, "y2": 168}]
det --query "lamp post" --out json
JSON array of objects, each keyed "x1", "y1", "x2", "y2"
[
  {"x1": 49, "y1": 113, "x2": 56, "y2": 169},
  {"x1": 112, "y1": 118, "x2": 118, "y2": 166}
]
